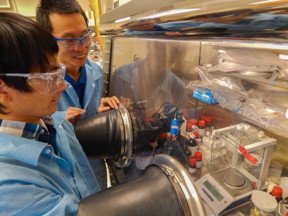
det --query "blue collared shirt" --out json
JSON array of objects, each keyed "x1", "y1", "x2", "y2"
[
  {"x1": 65, "y1": 66, "x2": 87, "y2": 108},
  {"x1": 56, "y1": 59, "x2": 103, "y2": 118},
  {"x1": 0, "y1": 116, "x2": 100, "y2": 215}
]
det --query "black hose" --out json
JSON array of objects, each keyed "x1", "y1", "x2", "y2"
[
  {"x1": 76, "y1": 165, "x2": 184, "y2": 216},
  {"x1": 74, "y1": 109, "x2": 121, "y2": 158}
]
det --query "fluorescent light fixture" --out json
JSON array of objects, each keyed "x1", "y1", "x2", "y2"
[
  {"x1": 115, "y1": 16, "x2": 131, "y2": 23},
  {"x1": 249, "y1": 0, "x2": 279, "y2": 5},
  {"x1": 140, "y1": 8, "x2": 200, "y2": 20},
  {"x1": 279, "y1": 54, "x2": 288, "y2": 60}
]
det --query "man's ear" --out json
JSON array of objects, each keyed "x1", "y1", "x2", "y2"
[
  {"x1": 0, "y1": 79, "x2": 12, "y2": 114},
  {"x1": 0, "y1": 79, "x2": 7, "y2": 93},
  {"x1": 0, "y1": 79, "x2": 12, "y2": 101}
]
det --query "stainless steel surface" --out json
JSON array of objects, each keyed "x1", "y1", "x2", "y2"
[
  {"x1": 100, "y1": 0, "x2": 183, "y2": 24},
  {"x1": 99, "y1": 0, "x2": 288, "y2": 36},
  {"x1": 109, "y1": 37, "x2": 200, "y2": 116},
  {"x1": 151, "y1": 154, "x2": 207, "y2": 216},
  {"x1": 115, "y1": 106, "x2": 126, "y2": 159},
  {"x1": 201, "y1": 40, "x2": 288, "y2": 51},
  {"x1": 157, "y1": 165, "x2": 191, "y2": 216},
  {"x1": 102, "y1": 36, "x2": 113, "y2": 97},
  {"x1": 114, "y1": 104, "x2": 133, "y2": 167},
  {"x1": 223, "y1": 171, "x2": 246, "y2": 189}
]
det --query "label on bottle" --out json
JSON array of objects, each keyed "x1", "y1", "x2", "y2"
[
  {"x1": 196, "y1": 161, "x2": 203, "y2": 169},
  {"x1": 188, "y1": 167, "x2": 196, "y2": 174},
  {"x1": 170, "y1": 119, "x2": 179, "y2": 135},
  {"x1": 187, "y1": 146, "x2": 198, "y2": 157}
]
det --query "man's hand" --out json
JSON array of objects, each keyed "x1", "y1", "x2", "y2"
[
  {"x1": 97, "y1": 96, "x2": 120, "y2": 113},
  {"x1": 65, "y1": 107, "x2": 86, "y2": 125}
]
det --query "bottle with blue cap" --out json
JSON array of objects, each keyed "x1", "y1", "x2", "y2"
[{"x1": 170, "y1": 118, "x2": 179, "y2": 140}]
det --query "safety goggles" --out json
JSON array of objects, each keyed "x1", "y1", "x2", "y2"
[
  {"x1": 54, "y1": 29, "x2": 92, "y2": 50},
  {"x1": 0, "y1": 63, "x2": 66, "y2": 95}
]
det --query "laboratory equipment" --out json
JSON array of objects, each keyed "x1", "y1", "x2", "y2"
[
  {"x1": 196, "y1": 123, "x2": 276, "y2": 215},
  {"x1": 74, "y1": 102, "x2": 184, "y2": 167},
  {"x1": 277, "y1": 197, "x2": 288, "y2": 216},
  {"x1": 76, "y1": 154, "x2": 207, "y2": 216},
  {"x1": 250, "y1": 190, "x2": 277, "y2": 216}
]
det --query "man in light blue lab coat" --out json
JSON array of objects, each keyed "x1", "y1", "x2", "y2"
[
  {"x1": 36, "y1": 0, "x2": 119, "y2": 125},
  {"x1": 0, "y1": 12, "x2": 100, "y2": 215},
  {"x1": 36, "y1": 0, "x2": 120, "y2": 188}
]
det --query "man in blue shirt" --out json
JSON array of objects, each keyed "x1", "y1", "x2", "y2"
[
  {"x1": 36, "y1": 0, "x2": 120, "y2": 125},
  {"x1": 0, "y1": 12, "x2": 100, "y2": 215},
  {"x1": 36, "y1": 0, "x2": 120, "y2": 188}
]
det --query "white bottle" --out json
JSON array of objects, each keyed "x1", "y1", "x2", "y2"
[{"x1": 250, "y1": 191, "x2": 277, "y2": 216}]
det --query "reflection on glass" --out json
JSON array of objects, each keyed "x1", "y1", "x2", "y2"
[
  {"x1": 110, "y1": 39, "x2": 187, "y2": 117},
  {"x1": 240, "y1": 150, "x2": 263, "y2": 179},
  {"x1": 109, "y1": 39, "x2": 189, "y2": 176}
]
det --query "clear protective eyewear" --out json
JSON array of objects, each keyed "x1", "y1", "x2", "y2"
[
  {"x1": 0, "y1": 63, "x2": 66, "y2": 95},
  {"x1": 54, "y1": 29, "x2": 92, "y2": 50}
]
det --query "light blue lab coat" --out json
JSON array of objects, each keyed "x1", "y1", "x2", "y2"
[
  {"x1": 53, "y1": 60, "x2": 106, "y2": 189},
  {"x1": 56, "y1": 60, "x2": 103, "y2": 119},
  {"x1": 0, "y1": 116, "x2": 100, "y2": 215}
]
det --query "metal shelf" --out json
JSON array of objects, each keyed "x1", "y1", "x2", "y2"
[
  {"x1": 211, "y1": 70, "x2": 288, "y2": 90},
  {"x1": 202, "y1": 39, "x2": 288, "y2": 51},
  {"x1": 100, "y1": 0, "x2": 183, "y2": 24}
]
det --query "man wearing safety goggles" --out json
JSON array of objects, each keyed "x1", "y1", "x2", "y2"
[
  {"x1": 36, "y1": 0, "x2": 120, "y2": 126},
  {"x1": 0, "y1": 12, "x2": 101, "y2": 215},
  {"x1": 36, "y1": 0, "x2": 119, "y2": 190}
]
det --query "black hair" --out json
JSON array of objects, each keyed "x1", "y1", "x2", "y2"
[
  {"x1": 0, "y1": 12, "x2": 59, "y2": 112},
  {"x1": 36, "y1": 0, "x2": 88, "y2": 32}
]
